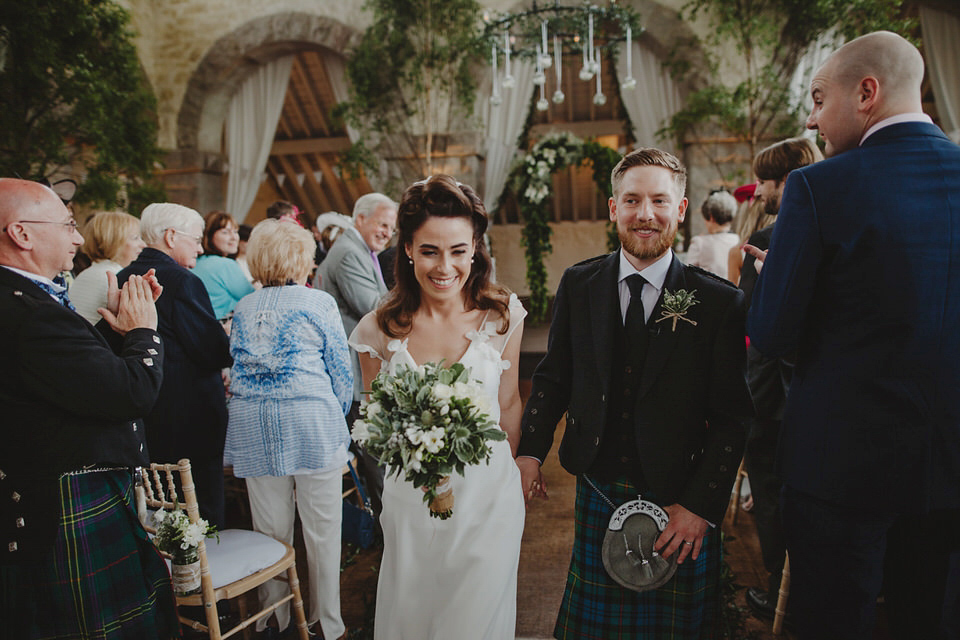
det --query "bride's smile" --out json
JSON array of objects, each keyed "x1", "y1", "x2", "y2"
[{"x1": 406, "y1": 215, "x2": 475, "y2": 300}]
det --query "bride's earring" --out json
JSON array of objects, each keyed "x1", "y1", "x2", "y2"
[
  {"x1": 470, "y1": 256, "x2": 475, "y2": 264},
  {"x1": 408, "y1": 256, "x2": 413, "y2": 265}
]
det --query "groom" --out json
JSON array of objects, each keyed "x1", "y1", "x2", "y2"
[{"x1": 518, "y1": 147, "x2": 753, "y2": 637}]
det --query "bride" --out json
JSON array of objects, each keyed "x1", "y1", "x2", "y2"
[{"x1": 349, "y1": 175, "x2": 526, "y2": 639}]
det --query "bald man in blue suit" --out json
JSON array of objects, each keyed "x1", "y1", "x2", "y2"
[{"x1": 747, "y1": 31, "x2": 960, "y2": 640}]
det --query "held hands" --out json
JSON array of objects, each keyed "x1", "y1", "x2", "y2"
[
  {"x1": 742, "y1": 244, "x2": 768, "y2": 274},
  {"x1": 98, "y1": 270, "x2": 162, "y2": 335},
  {"x1": 653, "y1": 504, "x2": 708, "y2": 565},
  {"x1": 516, "y1": 456, "x2": 548, "y2": 506}
]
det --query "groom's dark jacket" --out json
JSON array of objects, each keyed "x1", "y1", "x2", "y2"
[{"x1": 518, "y1": 252, "x2": 753, "y2": 525}]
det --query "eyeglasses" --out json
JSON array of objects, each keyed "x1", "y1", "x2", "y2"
[
  {"x1": 1, "y1": 218, "x2": 79, "y2": 233},
  {"x1": 167, "y1": 228, "x2": 202, "y2": 244}
]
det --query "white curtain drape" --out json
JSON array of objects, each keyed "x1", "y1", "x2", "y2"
[
  {"x1": 323, "y1": 52, "x2": 361, "y2": 144},
  {"x1": 615, "y1": 42, "x2": 683, "y2": 151},
  {"x1": 225, "y1": 56, "x2": 294, "y2": 223},
  {"x1": 481, "y1": 60, "x2": 537, "y2": 213},
  {"x1": 921, "y1": 5, "x2": 960, "y2": 143},
  {"x1": 788, "y1": 30, "x2": 843, "y2": 136}
]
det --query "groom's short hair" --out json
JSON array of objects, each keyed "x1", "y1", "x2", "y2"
[{"x1": 611, "y1": 147, "x2": 687, "y2": 200}]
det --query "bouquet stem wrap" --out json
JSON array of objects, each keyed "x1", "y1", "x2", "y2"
[{"x1": 428, "y1": 476, "x2": 454, "y2": 519}]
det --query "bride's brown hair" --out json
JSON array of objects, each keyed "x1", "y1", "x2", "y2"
[{"x1": 376, "y1": 175, "x2": 510, "y2": 338}]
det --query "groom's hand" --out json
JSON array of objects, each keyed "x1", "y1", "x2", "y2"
[
  {"x1": 654, "y1": 504, "x2": 708, "y2": 565},
  {"x1": 517, "y1": 456, "x2": 548, "y2": 506}
]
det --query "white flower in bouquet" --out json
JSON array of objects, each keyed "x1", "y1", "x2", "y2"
[
  {"x1": 152, "y1": 503, "x2": 218, "y2": 564},
  {"x1": 354, "y1": 362, "x2": 506, "y2": 519},
  {"x1": 351, "y1": 419, "x2": 371, "y2": 442}
]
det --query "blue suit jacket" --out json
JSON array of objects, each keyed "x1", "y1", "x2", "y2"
[{"x1": 748, "y1": 122, "x2": 960, "y2": 514}]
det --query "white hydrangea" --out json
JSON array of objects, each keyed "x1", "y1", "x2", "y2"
[{"x1": 351, "y1": 419, "x2": 371, "y2": 442}]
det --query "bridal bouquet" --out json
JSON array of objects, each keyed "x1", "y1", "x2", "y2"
[{"x1": 352, "y1": 362, "x2": 505, "y2": 519}]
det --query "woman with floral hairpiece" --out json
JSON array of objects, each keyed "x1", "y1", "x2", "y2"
[{"x1": 349, "y1": 175, "x2": 526, "y2": 639}]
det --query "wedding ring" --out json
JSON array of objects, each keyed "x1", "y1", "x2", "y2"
[{"x1": 683, "y1": 541, "x2": 694, "y2": 545}]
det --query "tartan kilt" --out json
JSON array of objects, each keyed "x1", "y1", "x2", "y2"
[
  {"x1": 0, "y1": 470, "x2": 179, "y2": 640},
  {"x1": 554, "y1": 476, "x2": 723, "y2": 640}
]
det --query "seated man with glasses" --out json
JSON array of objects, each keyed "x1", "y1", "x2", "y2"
[{"x1": 118, "y1": 202, "x2": 233, "y2": 527}]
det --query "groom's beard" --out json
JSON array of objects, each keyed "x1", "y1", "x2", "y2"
[{"x1": 619, "y1": 218, "x2": 678, "y2": 263}]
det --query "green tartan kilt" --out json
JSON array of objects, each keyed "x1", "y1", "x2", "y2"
[
  {"x1": 0, "y1": 470, "x2": 179, "y2": 640},
  {"x1": 554, "y1": 476, "x2": 723, "y2": 640}
]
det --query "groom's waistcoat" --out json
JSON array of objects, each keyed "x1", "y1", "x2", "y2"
[{"x1": 589, "y1": 301, "x2": 646, "y2": 488}]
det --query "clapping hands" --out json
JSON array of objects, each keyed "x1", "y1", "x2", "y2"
[{"x1": 98, "y1": 269, "x2": 163, "y2": 334}]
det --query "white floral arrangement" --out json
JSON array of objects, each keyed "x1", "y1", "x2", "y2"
[
  {"x1": 352, "y1": 362, "x2": 506, "y2": 519},
  {"x1": 518, "y1": 131, "x2": 584, "y2": 205},
  {"x1": 152, "y1": 506, "x2": 218, "y2": 564}
]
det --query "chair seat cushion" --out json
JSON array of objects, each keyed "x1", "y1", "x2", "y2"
[{"x1": 164, "y1": 529, "x2": 287, "y2": 589}]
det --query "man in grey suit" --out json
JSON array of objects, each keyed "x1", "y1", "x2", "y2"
[{"x1": 316, "y1": 192, "x2": 397, "y2": 509}]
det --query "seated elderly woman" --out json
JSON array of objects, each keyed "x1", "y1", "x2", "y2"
[
  {"x1": 685, "y1": 189, "x2": 740, "y2": 280},
  {"x1": 192, "y1": 211, "x2": 256, "y2": 321},
  {"x1": 225, "y1": 218, "x2": 353, "y2": 640},
  {"x1": 68, "y1": 211, "x2": 145, "y2": 324}
]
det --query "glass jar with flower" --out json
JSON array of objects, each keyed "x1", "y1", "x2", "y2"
[{"x1": 152, "y1": 506, "x2": 217, "y2": 595}]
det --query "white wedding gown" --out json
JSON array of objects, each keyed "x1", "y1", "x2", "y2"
[{"x1": 349, "y1": 295, "x2": 526, "y2": 640}]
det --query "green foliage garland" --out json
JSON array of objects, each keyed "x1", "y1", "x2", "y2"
[
  {"x1": 507, "y1": 132, "x2": 622, "y2": 323},
  {"x1": 0, "y1": 0, "x2": 165, "y2": 209}
]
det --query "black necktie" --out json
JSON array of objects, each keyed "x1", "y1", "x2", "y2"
[{"x1": 625, "y1": 274, "x2": 648, "y2": 358}]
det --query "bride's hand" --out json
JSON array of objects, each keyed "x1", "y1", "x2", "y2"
[{"x1": 517, "y1": 456, "x2": 548, "y2": 506}]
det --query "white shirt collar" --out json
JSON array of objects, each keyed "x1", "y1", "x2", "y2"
[
  {"x1": 860, "y1": 113, "x2": 933, "y2": 146},
  {"x1": 618, "y1": 249, "x2": 672, "y2": 291},
  {"x1": 617, "y1": 249, "x2": 673, "y2": 323},
  {"x1": 0, "y1": 265, "x2": 62, "y2": 291}
]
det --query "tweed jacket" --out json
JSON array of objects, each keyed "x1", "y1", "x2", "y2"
[{"x1": 0, "y1": 267, "x2": 163, "y2": 563}]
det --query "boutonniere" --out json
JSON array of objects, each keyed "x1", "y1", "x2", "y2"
[{"x1": 656, "y1": 289, "x2": 698, "y2": 331}]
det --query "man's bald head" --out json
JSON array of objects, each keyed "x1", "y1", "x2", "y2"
[
  {"x1": 0, "y1": 178, "x2": 82, "y2": 277},
  {"x1": 828, "y1": 31, "x2": 924, "y2": 111},
  {"x1": 807, "y1": 31, "x2": 925, "y2": 157},
  {"x1": 0, "y1": 179, "x2": 61, "y2": 230}
]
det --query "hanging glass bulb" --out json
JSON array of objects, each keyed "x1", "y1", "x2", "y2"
[
  {"x1": 490, "y1": 42, "x2": 502, "y2": 106},
  {"x1": 593, "y1": 46, "x2": 606, "y2": 105},
  {"x1": 533, "y1": 44, "x2": 546, "y2": 86},
  {"x1": 536, "y1": 83, "x2": 549, "y2": 111},
  {"x1": 579, "y1": 41, "x2": 594, "y2": 81},
  {"x1": 502, "y1": 32, "x2": 515, "y2": 89},
  {"x1": 621, "y1": 25, "x2": 637, "y2": 90},
  {"x1": 540, "y1": 21, "x2": 553, "y2": 69}
]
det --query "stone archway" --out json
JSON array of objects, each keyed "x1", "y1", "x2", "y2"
[{"x1": 165, "y1": 12, "x2": 362, "y2": 212}]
